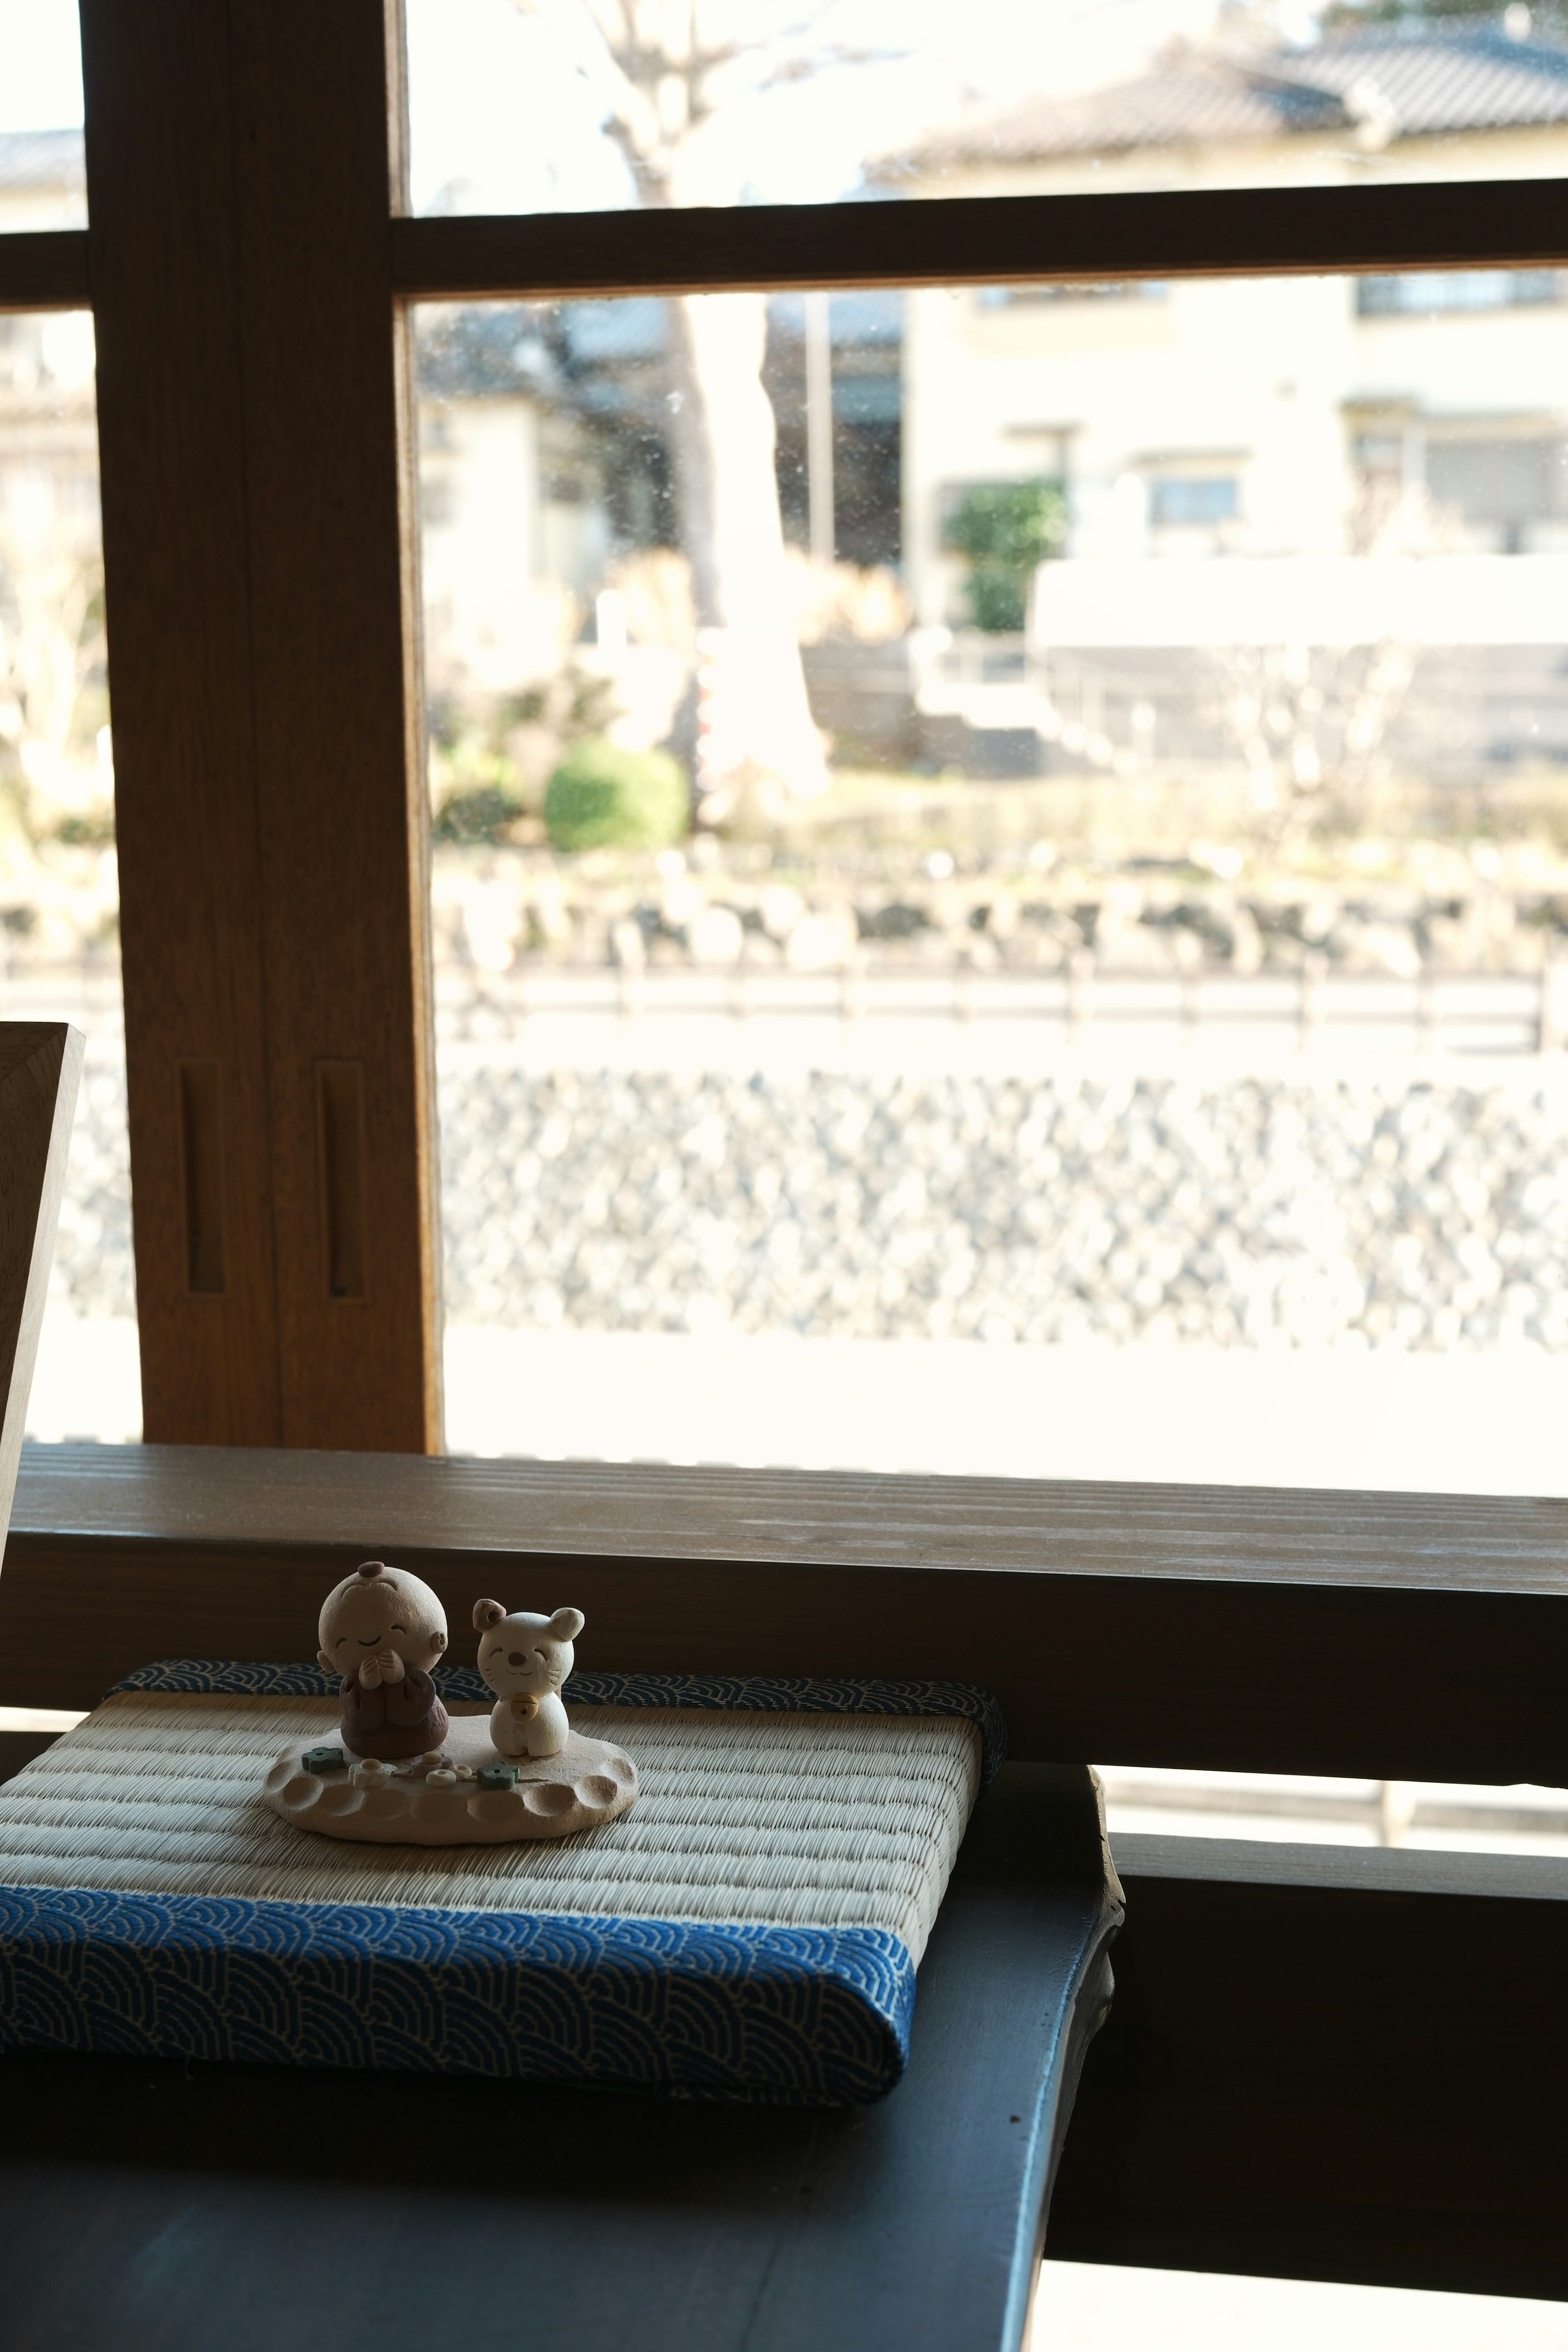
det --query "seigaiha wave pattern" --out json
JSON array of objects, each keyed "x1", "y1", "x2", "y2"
[
  {"x1": 109, "y1": 1663, "x2": 1008, "y2": 1790},
  {"x1": 0, "y1": 1666, "x2": 1003, "y2": 2102},
  {"x1": 0, "y1": 1884, "x2": 912, "y2": 2103}
]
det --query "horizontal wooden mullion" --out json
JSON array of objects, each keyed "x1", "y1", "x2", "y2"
[
  {"x1": 9, "y1": 179, "x2": 1565, "y2": 315},
  {"x1": 0, "y1": 230, "x2": 91, "y2": 312},
  {"x1": 391, "y1": 177, "x2": 1568, "y2": 303}
]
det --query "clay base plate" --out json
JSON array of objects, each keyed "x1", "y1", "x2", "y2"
[{"x1": 263, "y1": 1717, "x2": 637, "y2": 1844}]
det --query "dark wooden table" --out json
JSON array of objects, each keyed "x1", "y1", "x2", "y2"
[{"x1": 0, "y1": 1762, "x2": 1120, "y2": 2352}]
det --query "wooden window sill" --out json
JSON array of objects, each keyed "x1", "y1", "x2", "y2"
[{"x1": 4, "y1": 1441, "x2": 1564, "y2": 1785}]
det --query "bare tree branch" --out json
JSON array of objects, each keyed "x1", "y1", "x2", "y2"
[
  {"x1": 507, "y1": 0, "x2": 904, "y2": 177},
  {"x1": 506, "y1": 0, "x2": 667, "y2": 170}
]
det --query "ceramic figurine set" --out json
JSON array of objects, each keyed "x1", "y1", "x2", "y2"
[{"x1": 262, "y1": 1561, "x2": 637, "y2": 1847}]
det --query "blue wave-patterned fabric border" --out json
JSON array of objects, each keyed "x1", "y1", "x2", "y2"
[
  {"x1": 0, "y1": 1885, "x2": 913, "y2": 2105},
  {"x1": 5, "y1": 1663, "x2": 1001, "y2": 2100},
  {"x1": 107, "y1": 1662, "x2": 1007, "y2": 1790}
]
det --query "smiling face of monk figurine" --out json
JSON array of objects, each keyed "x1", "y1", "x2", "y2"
[{"x1": 318, "y1": 1561, "x2": 451, "y2": 1761}]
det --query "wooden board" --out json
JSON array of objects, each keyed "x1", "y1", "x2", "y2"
[
  {"x1": 3, "y1": 1442, "x2": 1566, "y2": 1785},
  {"x1": 79, "y1": 0, "x2": 439, "y2": 1451},
  {"x1": 0, "y1": 1761, "x2": 1120, "y2": 2352},
  {"x1": 228, "y1": 0, "x2": 439, "y2": 1451},
  {"x1": 0, "y1": 1031, "x2": 81, "y2": 1540},
  {"x1": 11, "y1": 177, "x2": 1561, "y2": 324},
  {"x1": 0, "y1": 232, "x2": 90, "y2": 312},
  {"x1": 81, "y1": 0, "x2": 284, "y2": 1448},
  {"x1": 1050, "y1": 1835, "x2": 1568, "y2": 2302},
  {"x1": 390, "y1": 177, "x2": 1568, "y2": 302}
]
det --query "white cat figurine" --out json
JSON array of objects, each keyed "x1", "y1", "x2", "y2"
[{"x1": 472, "y1": 1600, "x2": 586, "y2": 1760}]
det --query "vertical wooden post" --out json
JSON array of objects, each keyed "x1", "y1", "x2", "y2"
[
  {"x1": 80, "y1": 0, "x2": 283, "y2": 1447},
  {"x1": 227, "y1": 0, "x2": 440, "y2": 1451},
  {"x1": 80, "y1": 0, "x2": 441, "y2": 1450}
]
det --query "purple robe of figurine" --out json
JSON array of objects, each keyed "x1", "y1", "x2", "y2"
[{"x1": 336, "y1": 1660, "x2": 449, "y2": 1762}]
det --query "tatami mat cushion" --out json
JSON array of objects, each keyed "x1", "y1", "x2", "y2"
[{"x1": 0, "y1": 1667, "x2": 1002, "y2": 2104}]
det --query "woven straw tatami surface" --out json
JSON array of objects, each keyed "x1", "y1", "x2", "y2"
[{"x1": 0, "y1": 1695, "x2": 980, "y2": 1963}]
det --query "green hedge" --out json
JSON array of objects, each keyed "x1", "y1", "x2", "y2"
[{"x1": 543, "y1": 737, "x2": 689, "y2": 851}]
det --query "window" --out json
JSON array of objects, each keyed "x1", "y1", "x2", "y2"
[
  {"x1": 404, "y1": 1, "x2": 1568, "y2": 214},
  {"x1": 0, "y1": 24, "x2": 131, "y2": 1441},
  {"x1": 0, "y1": 0, "x2": 85, "y2": 233},
  {"x1": 4, "y1": 5, "x2": 1565, "y2": 1492},
  {"x1": 1359, "y1": 268, "x2": 1562, "y2": 314},
  {"x1": 1148, "y1": 475, "x2": 1239, "y2": 528},
  {"x1": 0, "y1": 305, "x2": 131, "y2": 1442},
  {"x1": 976, "y1": 285, "x2": 1164, "y2": 309},
  {"x1": 419, "y1": 263, "x2": 1568, "y2": 1501}
]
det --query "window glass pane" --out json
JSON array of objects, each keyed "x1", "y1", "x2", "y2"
[
  {"x1": 0, "y1": 310, "x2": 137, "y2": 1442},
  {"x1": 405, "y1": 0, "x2": 1568, "y2": 218},
  {"x1": 0, "y1": 0, "x2": 85, "y2": 233},
  {"x1": 419, "y1": 271, "x2": 1568, "y2": 1501}
]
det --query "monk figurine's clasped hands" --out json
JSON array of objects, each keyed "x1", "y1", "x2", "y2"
[
  {"x1": 318, "y1": 1560, "x2": 449, "y2": 1762},
  {"x1": 357, "y1": 1645, "x2": 406, "y2": 1691}
]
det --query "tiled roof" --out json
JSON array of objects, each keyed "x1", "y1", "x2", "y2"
[
  {"x1": 0, "y1": 129, "x2": 85, "y2": 196},
  {"x1": 902, "y1": 27, "x2": 1568, "y2": 169}
]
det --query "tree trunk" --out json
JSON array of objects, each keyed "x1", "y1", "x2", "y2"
[{"x1": 667, "y1": 290, "x2": 827, "y2": 818}]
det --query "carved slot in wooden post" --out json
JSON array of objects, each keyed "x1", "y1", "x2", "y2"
[
  {"x1": 316, "y1": 1060, "x2": 368, "y2": 1302},
  {"x1": 177, "y1": 1060, "x2": 226, "y2": 1296}
]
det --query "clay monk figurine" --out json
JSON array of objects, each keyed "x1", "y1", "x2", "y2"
[{"x1": 319, "y1": 1561, "x2": 450, "y2": 1762}]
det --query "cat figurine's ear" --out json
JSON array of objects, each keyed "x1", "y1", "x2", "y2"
[
  {"x1": 473, "y1": 1598, "x2": 506, "y2": 1631},
  {"x1": 546, "y1": 1607, "x2": 585, "y2": 1643}
]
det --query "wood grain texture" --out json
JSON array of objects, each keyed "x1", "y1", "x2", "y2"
[
  {"x1": 1049, "y1": 1846, "x2": 1568, "y2": 2300},
  {"x1": 80, "y1": 0, "x2": 439, "y2": 1451},
  {"x1": 390, "y1": 178, "x2": 1568, "y2": 303},
  {"x1": 13, "y1": 1439, "x2": 1567, "y2": 1590},
  {"x1": 3, "y1": 1443, "x2": 1566, "y2": 1784},
  {"x1": 0, "y1": 1029, "x2": 81, "y2": 1539},
  {"x1": 229, "y1": 0, "x2": 439, "y2": 1450},
  {"x1": 0, "y1": 232, "x2": 90, "y2": 312},
  {"x1": 80, "y1": 0, "x2": 283, "y2": 1447},
  {"x1": 0, "y1": 1763, "x2": 1119, "y2": 2352}
]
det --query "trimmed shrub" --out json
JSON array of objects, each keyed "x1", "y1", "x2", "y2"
[
  {"x1": 942, "y1": 480, "x2": 1066, "y2": 634},
  {"x1": 433, "y1": 783, "x2": 523, "y2": 844},
  {"x1": 543, "y1": 737, "x2": 688, "y2": 852}
]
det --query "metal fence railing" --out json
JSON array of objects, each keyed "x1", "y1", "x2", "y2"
[{"x1": 434, "y1": 958, "x2": 1568, "y2": 1060}]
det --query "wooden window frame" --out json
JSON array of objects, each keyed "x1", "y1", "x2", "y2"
[
  {"x1": 0, "y1": 0, "x2": 1566, "y2": 2300},
  {"x1": 0, "y1": 11, "x2": 1563, "y2": 1452}
]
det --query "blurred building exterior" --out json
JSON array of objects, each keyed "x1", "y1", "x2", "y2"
[
  {"x1": 12, "y1": 49, "x2": 1568, "y2": 805},
  {"x1": 897, "y1": 26, "x2": 1568, "y2": 627}
]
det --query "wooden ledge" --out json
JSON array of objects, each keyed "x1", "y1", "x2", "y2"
[
  {"x1": 2, "y1": 1443, "x2": 1565, "y2": 1784},
  {"x1": 11, "y1": 1441, "x2": 1568, "y2": 1593},
  {"x1": 1111, "y1": 1831, "x2": 1568, "y2": 1904}
]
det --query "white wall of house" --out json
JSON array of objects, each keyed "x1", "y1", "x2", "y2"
[
  {"x1": 919, "y1": 120, "x2": 1568, "y2": 201},
  {"x1": 905, "y1": 268, "x2": 1568, "y2": 628}
]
